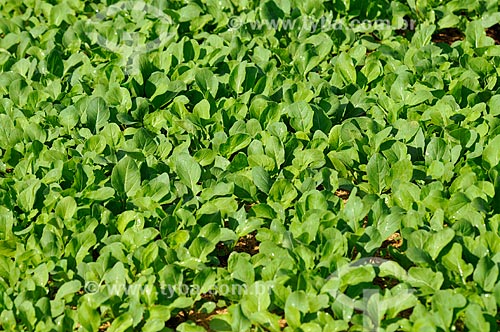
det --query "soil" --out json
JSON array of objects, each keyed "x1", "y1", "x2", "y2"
[
  {"x1": 486, "y1": 24, "x2": 500, "y2": 44},
  {"x1": 167, "y1": 307, "x2": 229, "y2": 331},
  {"x1": 216, "y1": 231, "x2": 260, "y2": 268},
  {"x1": 233, "y1": 233, "x2": 260, "y2": 256},
  {"x1": 98, "y1": 322, "x2": 111, "y2": 331},
  {"x1": 430, "y1": 24, "x2": 500, "y2": 45},
  {"x1": 432, "y1": 28, "x2": 464, "y2": 44},
  {"x1": 335, "y1": 189, "x2": 351, "y2": 203}
]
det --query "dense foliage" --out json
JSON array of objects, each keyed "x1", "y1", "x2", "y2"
[{"x1": 1, "y1": 0, "x2": 500, "y2": 331}]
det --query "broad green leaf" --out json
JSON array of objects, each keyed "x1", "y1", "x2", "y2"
[
  {"x1": 286, "y1": 291, "x2": 309, "y2": 313},
  {"x1": 465, "y1": 20, "x2": 494, "y2": 48},
  {"x1": 252, "y1": 166, "x2": 271, "y2": 194},
  {"x1": 17, "y1": 180, "x2": 42, "y2": 212},
  {"x1": 407, "y1": 267, "x2": 444, "y2": 295},
  {"x1": 195, "y1": 68, "x2": 218, "y2": 98},
  {"x1": 0, "y1": 240, "x2": 16, "y2": 257},
  {"x1": 174, "y1": 153, "x2": 201, "y2": 191},
  {"x1": 288, "y1": 101, "x2": 314, "y2": 133},
  {"x1": 483, "y1": 135, "x2": 500, "y2": 168},
  {"x1": 228, "y1": 253, "x2": 255, "y2": 284},
  {"x1": 111, "y1": 156, "x2": 141, "y2": 197},
  {"x1": 47, "y1": 49, "x2": 64, "y2": 77},
  {"x1": 55, "y1": 280, "x2": 82, "y2": 302},
  {"x1": 367, "y1": 154, "x2": 389, "y2": 194},
  {"x1": 143, "y1": 318, "x2": 166, "y2": 332},
  {"x1": 337, "y1": 52, "x2": 356, "y2": 85},
  {"x1": 107, "y1": 312, "x2": 134, "y2": 332},
  {"x1": 473, "y1": 257, "x2": 499, "y2": 292},
  {"x1": 431, "y1": 290, "x2": 466, "y2": 330},
  {"x1": 220, "y1": 134, "x2": 251, "y2": 157},
  {"x1": 229, "y1": 61, "x2": 247, "y2": 94},
  {"x1": 86, "y1": 97, "x2": 110, "y2": 134},
  {"x1": 240, "y1": 281, "x2": 271, "y2": 316},
  {"x1": 268, "y1": 179, "x2": 297, "y2": 208},
  {"x1": 464, "y1": 303, "x2": 490, "y2": 332},
  {"x1": 78, "y1": 298, "x2": 101, "y2": 332},
  {"x1": 442, "y1": 243, "x2": 474, "y2": 283},
  {"x1": 424, "y1": 228, "x2": 455, "y2": 260},
  {"x1": 84, "y1": 187, "x2": 115, "y2": 201},
  {"x1": 144, "y1": 173, "x2": 170, "y2": 202},
  {"x1": 103, "y1": 262, "x2": 127, "y2": 297},
  {"x1": 488, "y1": 95, "x2": 500, "y2": 116},
  {"x1": 189, "y1": 237, "x2": 215, "y2": 262},
  {"x1": 55, "y1": 196, "x2": 77, "y2": 221}
]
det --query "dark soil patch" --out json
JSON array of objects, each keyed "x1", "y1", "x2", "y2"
[
  {"x1": 167, "y1": 307, "x2": 287, "y2": 331},
  {"x1": 233, "y1": 232, "x2": 259, "y2": 255},
  {"x1": 398, "y1": 307, "x2": 413, "y2": 319},
  {"x1": 216, "y1": 232, "x2": 259, "y2": 267},
  {"x1": 380, "y1": 232, "x2": 403, "y2": 250},
  {"x1": 166, "y1": 307, "x2": 229, "y2": 331},
  {"x1": 372, "y1": 276, "x2": 400, "y2": 289},
  {"x1": 335, "y1": 189, "x2": 351, "y2": 203},
  {"x1": 432, "y1": 28, "x2": 464, "y2": 44},
  {"x1": 486, "y1": 24, "x2": 500, "y2": 44}
]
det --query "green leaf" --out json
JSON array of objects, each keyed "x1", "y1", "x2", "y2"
[
  {"x1": 0, "y1": 240, "x2": 16, "y2": 257},
  {"x1": 464, "y1": 303, "x2": 491, "y2": 332},
  {"x1": 424, "y1": 228, "x2": 455, "y2": 260},
  {"x1": 252, "y1": 166, "x2": 271, "y2": 194},
  {"x1": 107, "y1": 312, "x2": 134, "y2": 332},
  {"x1": 103, "y1": 262, "x2": 127, "y2": 297},
  {"x1": 228, "y1": 253, "x2": 255, "y2": 284},
  {"x1": 189, "y1": 237, "x2": 215, "y2": 262},
  {"x1": 367, "y1": 154, "x2": 389, "y2": 194},
  {"x1": 288, "y1": 101, "x2": 314, "y2": 133},
  {"x1": 78, "y1": 298, "x2": 101, "y2": 332},
  {"x1": 111, "y1": 156, "x2": 141, "y2": 197},
  {"x1": 55, "y1": 280, "x2": 81, "y2": 301},
  {"x1": 55, "y1": 196, "x2": 77, "y2": 221},
  {"x1": 49, "y1": 2, "x2": 73, "y2": 26},
  {"x1": 229, "y1": 61, "x2": 247, "y2": 94},
  {"x1": 465, "y1": 20, "x2": 494, "y2": 48},
  {"x1": 268, "y1": 179, "x2": 297, "y2": 208},
  {"x1": 286, "y1": 291, "x2": 309, "y2": 313},
  {"x1": 85, "y1": 97, "x2": 110, "y2": 134},
  {"x1": 240, "y1": 281, "x2": 271, "y2": 316},
  {"x1": 17, "y1": 180, "x2": 42, "y2": 212},
  {"x1": 143, "y1": 173, "x2": 170, "y2": 202},
  {"x1": 47, "y1": 49, "x2": 64, "y2": 77},
  {"x1": 337, "y1": 52, "x2": 356, "y2": 85},
  {"x1": 431, "y1": 290, "x2": 466, "y2": 330},
  {"x1": 84, "y1": 187, "x2": 115, "y2": 201},
  {"x1": 195, "y1": 68, "x2": 218, "y2": 98},
  {"x1": 0, "y1": 310, "x2": 16, "y2": 331},
  {"x1": 18, "y1": 301, "x2": 36, "y2": 329},
  {"x1": 483, "y1": 135, "x2": 500, "y2": 168},
  {"x1": 473, "y1": 256, "x2": 499, "y2": 292},
  {"x1": 441, "y1": 243, "x2": 474, "y2": 283},
  {"x1": 220, "y1": 134, "x2": 251, "y2": 157},
  {"x1": 407, "y1": 267, "x2": 444, "y2": 295},
  {"x1": 174, "y1": 153, "x2": 201, "y2": 191},
  {"x1": 142, "y1": 318, "x2": 166, "y2": 332},
  {"x1": 488, "y1": 95, "x2": 500, "y2": 116}
]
